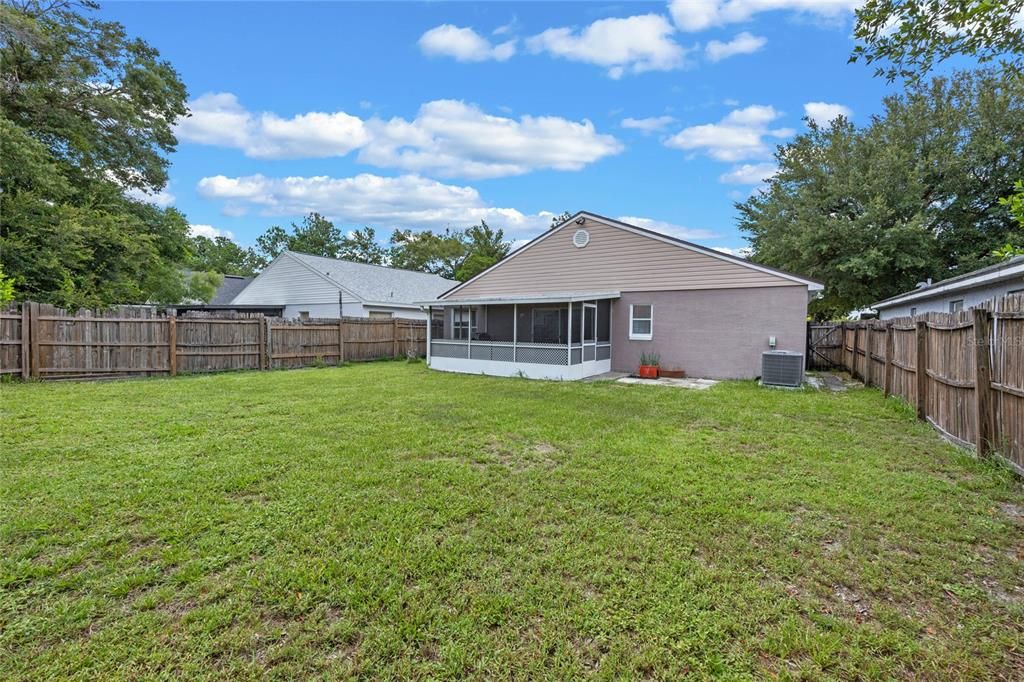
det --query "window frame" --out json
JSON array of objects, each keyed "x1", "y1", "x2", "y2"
[
  {"x1": 949, "y1": 299, "x2": 964, "y2": 313},
  {"x1": 629, "y1": 303, "x2": 653, "y2": 341}
]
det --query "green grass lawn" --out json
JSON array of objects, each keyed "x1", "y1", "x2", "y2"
[{"x1": 2, "y1": 363, "x2": 1022, "y2": 680}]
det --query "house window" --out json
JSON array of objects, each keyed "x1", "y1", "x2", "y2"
[
  {"x1": 949, "y1": 299, "x2": 964, "y2": 313},
  {"x1": 910, "y1": 307, "x2": 917, "y2": 316},
  {"x1": 629, "y1": 304, "x2": 653, "y2": 341},
  {"x1": 298, "y1": 311, "x2": 310, "y2": 321},
  {"x1": 452, "y1": 307, "x2": 478, "y2": 340},
  {"x1": 368, "y1": 311, "x2": 393, "y2": 319}
]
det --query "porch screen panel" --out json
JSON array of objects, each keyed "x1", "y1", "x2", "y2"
[{"x1": 517, "y1": 346, "x2": 568, "y2": 365}]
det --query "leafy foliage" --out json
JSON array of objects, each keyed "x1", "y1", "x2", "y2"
[
  {"x1": 252, "y1": 212, "x2": 343, "y2": 266},
  {"x1": 186, "y1": 234, "x2": 261, "y2": 277},
  {"x1": 338, "y1": 227, "x2": 387, "y2": 265},
  {"x1": 0, "y1": 265, "x2": 14, "y2": 304},
  {"x1": 852, "y1": 0, "x2": 1024, "y2": 82},
  {"x1": 0, "y1": 0, "x2": 192, "y2": 307},
  {"x1": 737, "y1": 70, "x2": 1024, "y2": 318},
  {"x1": 389, "y1": 220, "x2": 511, "y2": 281}
]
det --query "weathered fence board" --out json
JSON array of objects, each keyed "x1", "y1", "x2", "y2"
[
  {"x1": 814, "y1": 293, "x2": 1024, "y2": 475},
  {"x1": 0, "y1": 303, "x2": 426, "y2": 382}
]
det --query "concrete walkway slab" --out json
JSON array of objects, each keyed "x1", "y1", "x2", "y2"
[{"x1": 616, "y1": 376, "x2": 718, "y2": 390}]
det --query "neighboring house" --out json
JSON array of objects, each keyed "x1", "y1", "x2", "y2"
[
  {"x1": 209, "y1": 274, "x2": 254, "y2": 304},
  {"x1": 231, "y1": 250, "x2": 456, "y2": 320},
  {"x1": 872, "y1": 256, "x2": 1024, "y2": 320},
  {"x1": 420, "y1": 212, "x2": 822, "y2": 380}
]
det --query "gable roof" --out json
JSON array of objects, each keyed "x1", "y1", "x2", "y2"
[
  {"x1": 872, "y1": 256, "x2": 1024, "y2": 310},
  {"x1": 209, "y1": 275, "x2": 254, "y2": 304},
  {"x1": 285, "y1": 251, "x2": 456, "y2": 306},
  {"x1": 440, "y1": 211, "x2": 823, "y2": 299}
]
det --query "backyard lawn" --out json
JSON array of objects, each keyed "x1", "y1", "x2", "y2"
[{"x1": 1, "y1": 363, "x2": 1022, "y2": 680}]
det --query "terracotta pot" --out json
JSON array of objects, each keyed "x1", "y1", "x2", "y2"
[{"x1": 638, "y1": 365, "x2": 659, "y2": 379}]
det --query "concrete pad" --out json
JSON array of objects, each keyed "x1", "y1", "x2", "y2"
[{"x1": 616, "y1": 376, "x2": 718, "y2": 390}]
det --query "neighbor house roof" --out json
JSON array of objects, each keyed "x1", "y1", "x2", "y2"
[
  {"x1": 872, "y1": 256, "x2": 1024, "y2": 310},
  {"x1": 210, "y1": 275, "x2": 254, "y2": 305},
  {"x1": 438, "y1": 211, "x2": 824, "y2": 300},
  {"x1": 285, "y1": 251, "x2": 456, "y2": 307}
]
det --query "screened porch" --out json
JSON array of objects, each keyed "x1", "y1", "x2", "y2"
[{"x1": 423, "y1": 293, "x2": 616, "y2": 380}]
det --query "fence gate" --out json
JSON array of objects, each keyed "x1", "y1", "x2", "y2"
[{"x1": 807, "y1": 323, "x2": 842, "y2": 370}]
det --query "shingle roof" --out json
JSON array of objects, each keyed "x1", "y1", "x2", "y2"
[
  {"x1": 872, "y1": 256, "x2": 1024, "y2": 309},
  {"x1": 210, "y1": 275, "x2": 254, "y2": 304},
  {"x1": 286, "y1": 251, "x2": 456, "y2": 305}
]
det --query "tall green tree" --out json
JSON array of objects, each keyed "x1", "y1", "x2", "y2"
[
  {"x1": 852, "y1": 0, "x2": 1024, "y2": 82},
  {"x1": 338, "y1": 227, "x2": 387, "y2": 265},
  {"x1": 737, "y1": 70, "x2": 1023, "y2": 318},
  {"x1": 388, "y1": 221, "x2": 511, "y2": 281},
  {"x1": 252, "y1": 212, "x2": 343, "y2": 266},
  {"x1": 187, "y1": 235, "x2": 261, "y2": 276},
  {"x1": 0, "y1": 0, "x2": 192, "y2": 307}
]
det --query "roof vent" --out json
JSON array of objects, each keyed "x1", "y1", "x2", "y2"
[{"x1": 573, "y1": 229, "x2": 590, "y2": 248}]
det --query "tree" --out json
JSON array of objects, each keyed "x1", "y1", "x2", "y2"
[
  {"x1": 187, "y1": 235, "x2": 261, "y2": 276},
  {"x1": 0, "y1": 265, "x2": 14, "y2": 305},
  {"x1": 852, "y1": 0, "x2": 1024, "y2": 82},
  {"x1": 388, "y1": 228, "x2": 467, "y2": 279},
  {"x1": 0, "y1": 0, "x2": 192, "y2": 307},
  {"x1": 338, "y1": 227, "x2": 387, "y2": 265},
  {"x1": 252, "y1": 212, "x2": 342, "y2": 266},
  {"x1": 388, "y1": 220, "x2": 512, "y2": 281},
  {"x1": 993, "y1": 180, "x2": 1024, "y2": 258},
  {"x1": 736, "y1": 70, "x2": 1024, "y2": 318}
]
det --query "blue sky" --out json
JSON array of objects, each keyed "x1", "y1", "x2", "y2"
[{"x1": 103, "y1": 1, "x2": 903, "y2": 254}]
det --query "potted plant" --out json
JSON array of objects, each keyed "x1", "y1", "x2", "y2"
[{"x1": 638, "y1": 352, "x2": 660, "y2": 379}]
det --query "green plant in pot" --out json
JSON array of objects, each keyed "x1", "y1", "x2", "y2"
[{"x1": 638, "y1": 352, "x2": 660, "y2": 379}]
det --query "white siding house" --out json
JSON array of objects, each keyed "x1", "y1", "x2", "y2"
[
  {"x1": 872, "y1": 256, "x2": 1024, "y2": 319},
  {"x1": 232, "y1": 251, "x2": 456, "y2": 320}
]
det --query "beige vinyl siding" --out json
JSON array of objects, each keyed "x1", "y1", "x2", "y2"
[{"x1": 451, "y1": 217, "x2": 800, "y2": 298}]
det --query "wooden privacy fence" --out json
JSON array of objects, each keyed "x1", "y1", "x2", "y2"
[
  {"x1": 816, "y1": 294, "x2": 1024, "y2": 475},
  {"x1": 0, "y1": 302, "x2": 426, "y2": 381}
]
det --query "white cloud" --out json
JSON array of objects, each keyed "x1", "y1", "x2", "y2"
[
  {"x1": 713, "y1": 245, "x2": 753, "y2": 258},
  {"x1": 177, "y1": 94, "x2": 619, "y2": 180},
  {"x1": 705, "y1": 31, "x2": 767, "y2": 61},
  {"x1": 621, "y1": 115, "x2": 676, "y2": 133},
  {"x1": 189, "y1": 224, "x2": 234, "y2": 240},
  {"x1": 669, "y1": 0, "x2": 860, "y2": 32},
  {"x1": 526, "y1": 14, "x2": 691, "y2": 79},
  {"x1": 126, "y1": 187, "x2": 175, "y2": 207},
  {"x1": 803, "y1": 101, "x2": 852, "y2": 125},
  {"x1": 176, "y1": 92, "x2": 369, "y2": 159},
  {"x1": 664, "y1": 105, "x2": 793, "y2": 161},
  {"x1": 618, "y1": 216, "x2": 720, "y2": 241},
  {"x1": 360, "y1": 99, "x2": 622, "y2": 179},
  {"x1": 418, "y1": 24, "x2": 516, "y2": 62},
  {"x1": 718, "y1": 162, "x2": 778, "y2": 184},
  {"x1": 196, "y1": 173, "x2": 552, "y2": 235}
]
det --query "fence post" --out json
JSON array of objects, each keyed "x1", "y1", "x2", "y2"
[
  {"x1": 972, "y1": 308, "x2": 994, "y2": 458},
  {"x1": 338, "y1": 318, "x2": 345, "y2": 365},
  {"x1": 257, "y1": 315, "x2": 266, "y2": 370},
  {"x1": 265, "y1": 317, "x2": 274, "y2": 370},
  {"x1": 20, "y1": 302, "x2": 31, "y2": 380},
  {"x1": 851, "y1": 324, "x2": 860, "y2": 380},
  {"x1": 168, "y1": 316, "x2": 177, "y2": 377},
  {"x1": 862, "y1": 324, "x2": 872, "y2": 387},
  {"x1": 28, "y1": 301, "x2": 40, "y2": 379},
  {"x1": 915, "y1": 319, "x2": 928, "y2": 421},
  {"x1": 392, "y1": 318, "x2": 399, "y2": 358},
  {"x1": 882, "y1": 323, "x2": 894, "y2": 398}
]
